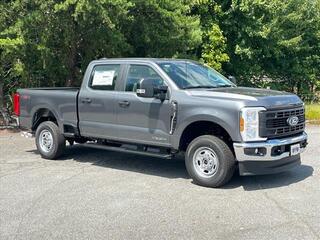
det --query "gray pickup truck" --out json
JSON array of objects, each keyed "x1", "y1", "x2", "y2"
[{"x1": 14, "y1": 58, "x2": 308, "y2": 187}]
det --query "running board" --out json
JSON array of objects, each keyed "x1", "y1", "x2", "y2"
[
  {"x1": 63, "y1": 133, "x2": 76, "y2": 137},
  {"x1": 82, "y1": 143, "x2": 173, "y2": 159}
]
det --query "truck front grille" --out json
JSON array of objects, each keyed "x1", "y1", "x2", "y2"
[{"x1": 260, "y1": 106, "x2": 305, "y2": 138}]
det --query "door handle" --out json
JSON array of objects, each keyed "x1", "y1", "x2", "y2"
[
  {"x1": 81, "y1": 98, "x2": 92, "y2": 104},
  {"x1": 118, "y1": 100, "x2": 130, "y2": 107}
]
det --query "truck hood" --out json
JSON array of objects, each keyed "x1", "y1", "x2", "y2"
[
  {"x1": 188, "y1": 87, "x2": 303, "y2": 109},
  {"x1": 209, "y1": 87, "x2": 290, "y2": 97}
]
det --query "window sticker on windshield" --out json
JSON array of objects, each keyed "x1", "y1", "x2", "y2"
[{"x1": 92, "y1": 70, "x2": 115, "y2": 86}]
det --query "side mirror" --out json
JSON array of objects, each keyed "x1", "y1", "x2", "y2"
[
  {"x1": 137, "y1": 78, "x2": 154, "y2": 98},
  {"x1": 137, "y1": 78, "x2": 168, "y2": 101},
  {"x1": 228, "y1": 76, "x2": 237, "y2": 84}
]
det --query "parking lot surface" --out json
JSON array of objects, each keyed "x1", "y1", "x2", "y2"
[{"x1": 0, "y1": 126, "x2": 319, "y2": 240}]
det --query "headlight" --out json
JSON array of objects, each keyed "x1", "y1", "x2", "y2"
[{"x1": 240, "y1": 107, "x2": 267, "y2": 142}]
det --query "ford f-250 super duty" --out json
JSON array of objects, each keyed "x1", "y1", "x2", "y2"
[{"x1": 14, "y1": 58, "x2": 308, "y2": 187}]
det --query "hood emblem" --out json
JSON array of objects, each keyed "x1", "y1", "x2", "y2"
[{"x1": 287, "y1": 116, "x2": 299, "y2": 126}]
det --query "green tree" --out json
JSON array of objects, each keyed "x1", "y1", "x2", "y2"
[
  {"x1": 201, "y1": 24, "x2": 229, "y2": 70},
  {"x1": 218, "y1": 0, "x2": 320, "y2": 94},
  {"x1": 0, "y1": 0, "x2": 202, "y2": 94},
  {"x1": 192, "y1": 0, "x2": 230, "y2": 71},
  {"x1": 124, "y1": 0, "x2": 202, "y2": 57},
  {"x1": 1, "y1": 0, "x2": 320, "y2": 105}
]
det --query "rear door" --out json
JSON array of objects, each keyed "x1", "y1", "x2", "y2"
[
  {"x1": 115, "y1": 63, "x2": 172, "y2": 147},
  {"x1": 78, "y1": 63, "x2": 124, "y2": 139}
]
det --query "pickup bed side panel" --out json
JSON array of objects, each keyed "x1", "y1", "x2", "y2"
[{"x1": 18, "y1": 88, "x2": 79, "y2": 132}]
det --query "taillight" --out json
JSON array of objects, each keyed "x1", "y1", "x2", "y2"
[{"x1": 13, "y1": 93, "x2": 20, "y2": 116}]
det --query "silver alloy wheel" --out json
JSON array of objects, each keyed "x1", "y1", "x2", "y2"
[
  {"x1": 39, "y1": 129, "x2": 53, "y2": 153},
  {"x1": 193, "y1": 147, "x2": 219, "y2": 178}
]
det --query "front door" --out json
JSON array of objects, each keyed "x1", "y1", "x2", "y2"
[{"x1": 116, "y1": 64, "x2": 172, "y2": 147}]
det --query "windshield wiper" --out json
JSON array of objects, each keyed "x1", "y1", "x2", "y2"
[
  {"x1": 182, "y1": 85, "x2": 218, "y2": 89},
  {"x1": 216, "y1": 84, "x2": 233, "y2": 88}
]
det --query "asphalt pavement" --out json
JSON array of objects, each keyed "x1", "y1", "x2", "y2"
[{"x1": 0, "y1": 126, "x2": 319, "y2": 240}]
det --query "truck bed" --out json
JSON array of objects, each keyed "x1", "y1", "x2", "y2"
[{"x1": 18, "y1": 88, "x2": 80, "y2": 132}]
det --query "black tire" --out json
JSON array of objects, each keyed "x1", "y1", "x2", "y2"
[
  {"x1": 185, "y1": 135, "x2": 235, "y2": 188},
  {"x1": 35, "y1": 121, "x2": 66, "y2": 159}
]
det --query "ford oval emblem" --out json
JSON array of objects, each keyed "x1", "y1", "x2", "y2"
[{"x1": 287, "y1": 116, "x2": 299, "y2": 126}]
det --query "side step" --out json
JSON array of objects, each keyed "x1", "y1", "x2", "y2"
[
  {"x1": 63, "y1": 133, "x2": 76, "y2": 138},
  {"x1": 82, "y1": 143, "x2": 173, "y2": 159}
]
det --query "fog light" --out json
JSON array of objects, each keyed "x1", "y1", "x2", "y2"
[
  {"x1": 271, "y1": 146, "x2": 286, "y2": 156},
  {"x1": 244, "y1": 147, "x2": 266, "y2": 156}
]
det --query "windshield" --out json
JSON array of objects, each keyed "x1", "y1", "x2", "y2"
[{"x1": 157, "y1": 61, "x2": 235, "y2": 89}]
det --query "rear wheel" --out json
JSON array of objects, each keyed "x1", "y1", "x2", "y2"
[
  {"x1": 35, "y1": 121, "x2": 66, "y2": 159},
  {"x1": 185, "y1": 135, "x2": 235, "y2": 187}
]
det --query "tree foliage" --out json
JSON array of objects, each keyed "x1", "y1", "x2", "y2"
[
  {"x1": 220, "y1": 0, "x2": 320, "y2": 93},
  {"x1": 0, "y1": 0, "x2": 319, "y2": 104}
]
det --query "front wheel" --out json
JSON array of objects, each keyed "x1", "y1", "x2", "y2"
[
  {"x1": 185, "y1": 135, "x2": 235, "y2": 188},
  {"x1": 35, "y1": 121, "x2": 66, "y2": 159}
]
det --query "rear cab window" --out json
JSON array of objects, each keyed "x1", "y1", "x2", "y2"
[{"x1": 89, "y1": 65, "x2": 120, "y2": 90}]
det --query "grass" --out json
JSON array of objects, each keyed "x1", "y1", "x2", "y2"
[{"x1": 305, "y1": 104, "x2": 320, "y2": 121}]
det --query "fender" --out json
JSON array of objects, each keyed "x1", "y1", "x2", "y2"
[
  {"x1": 172, "y1": 114, "x2": 239, "y2": 150},
  {"x1": 30, "y1": 104, "x2": 62, "y2": 132}
]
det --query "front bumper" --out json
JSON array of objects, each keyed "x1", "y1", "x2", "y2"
[{"x1": 233, "y1": 132, "x2": 308, "y2": 176}]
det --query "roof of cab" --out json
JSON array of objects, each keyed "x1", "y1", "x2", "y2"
[{"x1": 90, "y1": 58, "x2": 194, "y2": 64}]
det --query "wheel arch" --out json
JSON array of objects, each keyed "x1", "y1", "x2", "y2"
[
  {"x1": 175, "y1": 117, "x2": 235, "y2": 152},
  {"x1": 31, "y1": 106, "x2": 61, "y2": 132}
]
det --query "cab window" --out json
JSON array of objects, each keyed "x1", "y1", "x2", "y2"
[
  {"x1": 89, "y1": 65, "x2": 120, "y2": 90},
  {"x1": 125, "y1": 65, "x2": 164, "y2": 92}
]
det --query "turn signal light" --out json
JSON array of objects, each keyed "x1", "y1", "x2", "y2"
[{"x1": 240, "y1": 116, "x2": 244, "y2": 132}]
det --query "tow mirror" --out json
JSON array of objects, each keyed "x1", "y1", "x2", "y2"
[
  {"x1": 137, "y1": 78, "x2": 168, "y2": 101},
  {"x1": 137, "y1": 78, "x2": 155, "y2": 98}
]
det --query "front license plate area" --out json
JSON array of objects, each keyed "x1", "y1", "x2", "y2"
[{"x1": 290, "y1": 143, "x2": 301, "y2": 156}]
